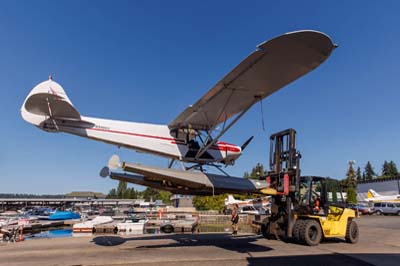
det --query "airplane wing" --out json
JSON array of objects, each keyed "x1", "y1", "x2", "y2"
[
  {"x1": 169, "y1": 30, "x2": 336, "y2": 132},
  {"x1": 108, "y1": 162, "x2": 267, "y2": 196}
]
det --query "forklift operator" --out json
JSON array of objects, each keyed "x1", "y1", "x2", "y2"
[{"x1": 313, "y1": 198, "x2": 321, "y2": 213}]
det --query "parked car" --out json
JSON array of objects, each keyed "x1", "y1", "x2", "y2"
[
  {"x1": 372, "y1": 202, "x2": 400, "y2": 215},
  {"x1": 347, "y1": 203, "x2": 372, "y2": 215}
]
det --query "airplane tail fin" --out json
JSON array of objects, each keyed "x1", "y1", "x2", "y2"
[
  {"x1": 225, "y1": 195, "x2": 236, "y2": 205},
  {"x1": 21, "y1": 78, "x2": 89, "y2": 132},
  {"x1": 368, "y1": 189, "x2": 380, "y2": 199}
]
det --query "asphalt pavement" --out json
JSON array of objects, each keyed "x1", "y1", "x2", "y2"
[{"x1": 0, "y1": 216, "x2": 399, "y2": 266}]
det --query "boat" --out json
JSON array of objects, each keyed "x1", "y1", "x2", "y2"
[
  {"x1": 116, "y1": 214, "x2": 148, "y2": 235},
  {"x1": 17, "y1": 215, "x2": 39, "y2": 226},
  {"x1": 73, "y1": 216, "x2": 113, "y2": 233},
  {"x1": 0, "y1": 217, "x2": 18, "y2": 227},
  {"x1": 39, "y1": 211, "x2": 80, "y2": 220}
]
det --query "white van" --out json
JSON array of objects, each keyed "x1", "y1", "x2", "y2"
[{"x1": 372, "y1": 202, "x2": 400, "y2": 215}]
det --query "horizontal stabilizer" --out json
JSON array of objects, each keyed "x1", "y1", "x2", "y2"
[
  {"x1": 25, "y1": 93, "x2": 80, "y2": 119},
  {"x1": 21, "y1": 78, "x2": 92, "y2": 131}
]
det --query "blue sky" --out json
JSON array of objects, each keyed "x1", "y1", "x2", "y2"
[{"x1": 1, "y1": 1, "x2": 399, "y2": 194}]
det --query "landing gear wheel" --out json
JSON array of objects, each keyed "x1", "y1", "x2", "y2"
[
  {"x1": 299, "y1": 220, "x2": 322, "y2": 246},
  {"x1": 292, "y1": 220, "x2": 305, "y2": 243},
  {"x1": 345, "y1": 220, "x2": 359, "y2": 244}
]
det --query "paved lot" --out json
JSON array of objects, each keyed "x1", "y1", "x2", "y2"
[{"x1": 0, "y1": 216, "x2": 399, "y2": 266}]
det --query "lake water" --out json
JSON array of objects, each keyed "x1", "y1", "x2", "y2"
[{"x1": 25, "y1": 229, "x2": 72, "y2": 240}]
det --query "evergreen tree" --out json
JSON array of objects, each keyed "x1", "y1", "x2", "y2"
[
  {"x1": 244, "y1": 162, "x2": 265, "y2": 179},
  {"x1": 117, "y1": 181, "x2": 127, "y2": 198},
  {"x1": 382, "y1": 160, "x2": 390, "y2": 178},
  {"x1": 364, "y1": 161, "x2": 376, "y2": 181},
  {"x1": 345, "y1": 161, "x2": 357, "y2": 203},
  {"x1": 388, "y1": 161, "x2": 399, "y2": 177},
  {"x1": 356, "y1": 167, "x2": 362, "y2": 182},
  {"x1": 141, "y1": 187, "x2": 160, "y2": 201},
  {"x1": 346, "y1": 186, "x2": 357, "y2": 204},
  {"x1": 346, "y1": 161, "x2": 357, "y2": 187},
  {"x1": 123, "y1": 188, "x2": 137, "y2": 199},
  {"x1": 106, "y1": 188, "x2": 117, "y2": 199}
]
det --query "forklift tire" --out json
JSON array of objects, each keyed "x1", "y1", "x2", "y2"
[
  {"x1": 261, "y1": 222, "x2": 276, "y2": 240},
  {"x1": 299, "y1": 219, "x2": 322, "y2": 246},
  {"x1": 345, "y1": 220, "x2": 359, "y2": 244},
  {"x1": 292, "y1": 220, "x2": 305, "y2": 242}
]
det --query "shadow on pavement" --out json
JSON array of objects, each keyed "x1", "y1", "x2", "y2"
[
  {"x1": 247, "y1": 253, "x2": 400, "y2": 266},
  {"x1": 92, "y1": 233, "x2": 272, "y2": 253}
]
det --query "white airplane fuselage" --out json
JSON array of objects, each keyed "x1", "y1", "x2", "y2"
[
  {"x1": 56, "y1": 116, "x2": 241, "y2": 164},
  {"x1": 367, "y1": 189, "x2": 400, "y2": 202},
  {"x1": 20, "y1": 79, "x2": 241, "y2": 165}
]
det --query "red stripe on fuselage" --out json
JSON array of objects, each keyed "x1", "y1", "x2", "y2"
[
  {"x1": 87, "y1": 127, "x2": 178, "y2": 142},
  {"x1": 86, "y1": 127, "x2": 240, "y2": 153}
]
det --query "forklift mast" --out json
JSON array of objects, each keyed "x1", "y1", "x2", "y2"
[
  {"x1": 262, "y1": 128, "x2": 302, "y2": 239},
  {"x1": 267, "y1": 128, "x2": 301, "y2": 198}
]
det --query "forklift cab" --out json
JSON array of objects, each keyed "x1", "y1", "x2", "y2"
[{"x1": 298, "y1": 176, "x2": 346, "y2": 216}]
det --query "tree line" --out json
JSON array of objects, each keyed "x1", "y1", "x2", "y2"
[
  {"x1": 106, "y1": 181, "x2": 172, "y2": 204},
  {"x1": 355, "y1": 160, "x2": 398, "y2": 182}
]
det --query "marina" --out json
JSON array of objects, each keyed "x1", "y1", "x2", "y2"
[
  {"x1": 0, "y1": 204, "x2": 212, "y2": 242},
  {"x1": 0, "y1": 216, "x2": 399, "y2": 266}
]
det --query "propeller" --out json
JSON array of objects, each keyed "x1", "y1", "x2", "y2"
[
  {"x1": 241, "y1": 136, "x2": 254, "y2": 151},
  {"x1": 108, "y1": 154, "x2": 121, "y2": 169}
]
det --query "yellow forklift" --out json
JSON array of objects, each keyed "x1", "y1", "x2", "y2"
[{"x1": 260, "y1": 129, "x2": 359, "y2": 246}]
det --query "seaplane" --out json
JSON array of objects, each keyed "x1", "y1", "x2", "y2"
[
  {"x1": 21, "y1": 30, "x2": 337, "y2": 195},
  {"x1": 367, "y1": 189, "x2": 400, "y2": 203},
  {"x1": 224, "y1": 195, "x2": 271, "y2": 215}
]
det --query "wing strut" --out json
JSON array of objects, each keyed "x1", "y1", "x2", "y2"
[
  {"x1": 46, "y1": 97, "x2": 59, "y2": 131},
  {"x1": 195, "y1": 100, "x2": 256, "y2": 160}
]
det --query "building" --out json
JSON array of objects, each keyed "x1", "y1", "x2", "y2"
[
  {"x1": 65, "y1": 191, "x2": 106, "y2": 200},
  {"x1": 170, "y1": 195, "x2": 193, "y2": 208}
]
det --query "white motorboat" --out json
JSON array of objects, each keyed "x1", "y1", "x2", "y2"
[
  {"x1": 73, "y1": 216, "x2": 113, "y2": 233},
  {"x1": 117, "y1": 214, "x2": 148, "y2": 235}
]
